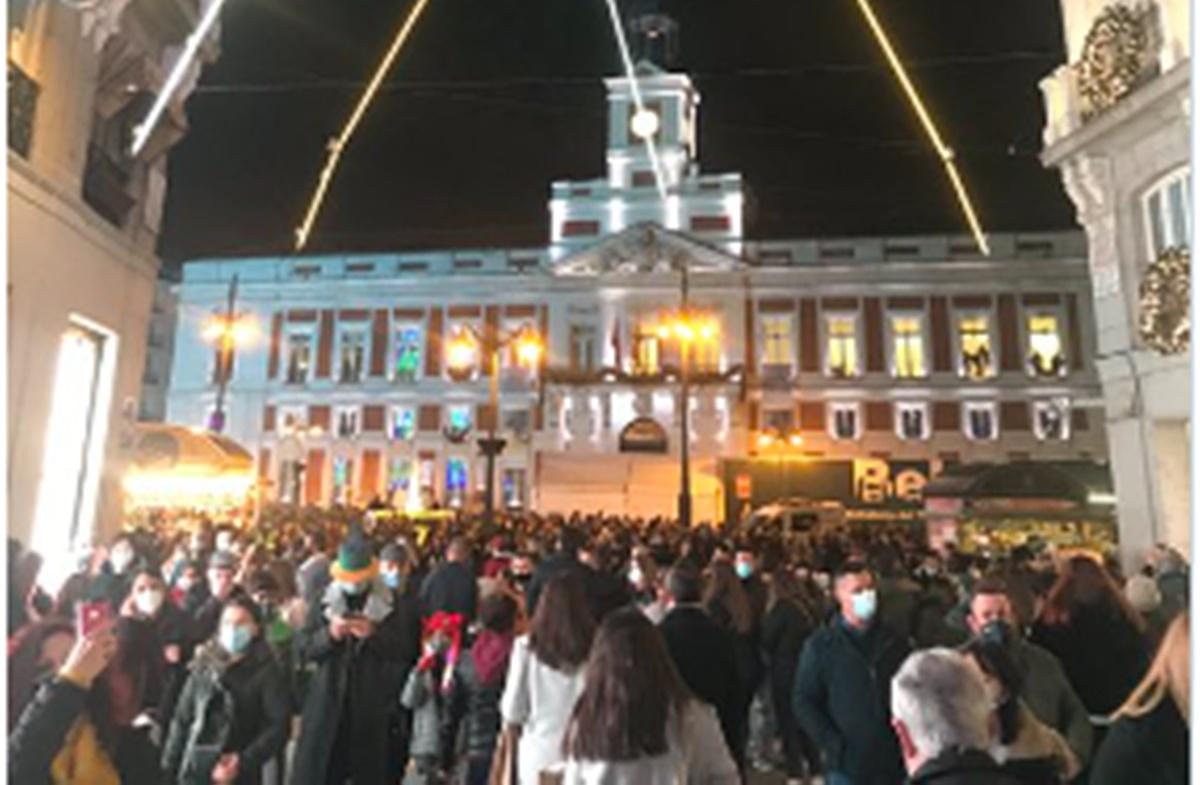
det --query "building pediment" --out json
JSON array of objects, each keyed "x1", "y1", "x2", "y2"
[{"x1": 552, "y1": 222, "x2": 746, "y2": 276}]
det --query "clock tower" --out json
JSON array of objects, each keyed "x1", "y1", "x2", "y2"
[{"x1": 548, "y1": 4, "x2": 745, "y2": 259}]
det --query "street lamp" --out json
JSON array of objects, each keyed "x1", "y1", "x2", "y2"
[
  {"x1": 445, "y1": 323, "x2": 543, "y2": 525},
  {"x1": 652, "y1": 269, "x2": 720, "y2": 527},
  {"x1": 203, "y1": 274, "x2": 256, "y2": 434}
]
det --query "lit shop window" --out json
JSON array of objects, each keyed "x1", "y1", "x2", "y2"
[
  {"x1": 336, "y1": 406, "x2": 360, "y2": 438},
  {"x1": 891, "y1": 316, "x2": 926, "y2": 378},
  {"x1": 634, "y1": 329, "x2": 661, "y2": 375},
  {"x1": 896, "y1": 402, "x2": 928, "y2": 440},
  {"x1": 446, "y1": 458, "x2": 468, "y2": 508},
  {"x1": 1028, "y1": 315, "x2": 1066, "y2": 377},
  {"x1": 1144, "y1": 168, "x2": 1191, "y2": 259},
  {"x1": 964, "y1": 402, "x2": 997, "y2": 441},
  {"x1": 1034, "y1": 399, "x2": 1071, "y2": 441},
  {"x1": 959, "y1": 316, "x2": 993, "y2": 380},
  {"x1": 339, "y1": 329, "x2": 367, "y2": 383},
  {"x1": 830, "y1": 403, "x2": 860, "y2": 440},
  {"x1": 394, "y1": 325, "x2": 422, "y2": 382},
  {"x1": 762, "y1": 314, "x2": 793, "y2": 369},
  {"x1": 826, "y1": 316, "x2": 859, "y2": 378},
  {"x1": 391, "y1": 406, "x2": 416, "y2": 440},
  {"x1": 285, "y1": 333, "x2": 312, "y2": 384}
]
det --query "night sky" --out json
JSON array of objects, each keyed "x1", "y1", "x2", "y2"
[{"x1": 159, "y1": 0, "x2": 1076, "y2": 265}]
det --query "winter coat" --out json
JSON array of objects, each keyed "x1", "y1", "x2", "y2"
[
  {"x1": 658, "y1": 605, "x2": 741, "y2": 760},
  {"x1": 400, "y1": 667, "x2": 446, "y2": 759},
  {"x1": 189, "y1": 587, "x2": 249, "y2": 649},
  {"x1": 499, "y1": 635, "x2": 587, "y2": 785},
  {"x1": 420, "y1": 560, "x2": 478, "y2": 620},
  {"x1": 1089, "y1": 697, "x2": 1188, "y2": 785},
  {"x1": 290, "y1": 580, "x2": 420, "y2": 785},
  {"x1": 561, "y1": 700, "x2": 740, "y2": 785},
  {"x1": 1004, "y1": 638, "x2": 1093, "y2": 766},
  {"x1": 761, "y1": 598, "x2": 813, "y2": 723},
  {"x1": 8, "y1": 677, "x2": 159, "y2": 785},
  {"x1": 792, "y1": 616, "x2": 910, "y2": 785},
  {"x1": 162, "y1": 639, "x2": 290, "y2": 785},
  {"x1": 450, "y1": 634, "x2": 513, "y2": 760},
  {"x1": 1031, "y1": 605, "x2": 1147, "y2": 717},
  {"x1": 911, "y1": 748, "x2": 1027, "y2": 785},
  {"x1": 526, "y1": 554, "x2": 629, "y2": 623},
  {"x1": 992, "y1": 702, "x2": 1080, "y2": 784}
]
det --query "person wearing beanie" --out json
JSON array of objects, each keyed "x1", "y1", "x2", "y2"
[
  {"x1": 189, "y1": 550, "x2": 247, "y2": 648},
  {"x1": 291, "y1": 522, "x2": 420, "y2": 785}
]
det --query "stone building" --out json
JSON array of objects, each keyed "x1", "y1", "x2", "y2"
[{"x1": 1040, "y1": 0, "x2": 1190, "y2": 565}]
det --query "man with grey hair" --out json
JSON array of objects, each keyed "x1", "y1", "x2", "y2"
[{"x1": 891, "y1": 648, "x2": 1023, "y2": 784}]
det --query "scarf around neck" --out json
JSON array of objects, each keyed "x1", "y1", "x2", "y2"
[{"x1": 322, "y1": 577, "x2": 394, "y2": 624}]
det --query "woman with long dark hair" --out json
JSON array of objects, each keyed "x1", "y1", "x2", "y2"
[
  {"x1": 500, "y1": 570, "x2": 595, "y2": 784},
  {"x1": 1089, "y1": 612, "x2": 1189, "y2": 785},
  {"x1": 1031, "y1": 556, "x2": 1147, "y2": 720},
  {"x1": 761, "y1": 567, "x2": 818, "y2": 785},
  {"x1": 562, "y1": 609, "x2": 739, "y2": 784},
  {"x1": 702, "y1": 560, "x2": 760, "y2": 770}
]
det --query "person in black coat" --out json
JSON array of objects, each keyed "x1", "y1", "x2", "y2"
[
  {"x1": 419, "y1": 537, "x2": 478, "y2": 621},
  {"x1": 657, "y1": 565, "x2": 742, "y2": 765},
  {"x1": 793, "y1": 561, "x2": 911, "y2": 785},
  {"x1": 380, "y1": 543, "x2": 424, "y2": 785},
  {"x1": 290, "y1": 525, "x2": 419, "y2": 785},
  {"x1": 191, "y1": 550, "x2": 247, "y2": 647},
  {"x1": 524, "y1": 525, "x2": 586, "y2": 616},
  {"x1": 1090, "y1": 612, "x2": 1188, "y2": 785},
  {"x1": 762, "y1": 568, "x2": 819, "y2": 783},
  {"x1": 162, "y1": 596, "x2": 290, "y2": 785}
]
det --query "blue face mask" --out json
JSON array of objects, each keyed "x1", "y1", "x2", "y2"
[
  {"x1": 735, "y1": 562, "x2": 754, "y2": 580},
  {"x1": 219, "y1": 624, "x2": 253, "y2": 656},
  {"x1": 382, "y1": 572, "x2": 401, "y2": 589},
  {"x1": 850, "y1": 589, "x2": 877, "y2": 622}
]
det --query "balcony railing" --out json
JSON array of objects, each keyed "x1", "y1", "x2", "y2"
[{"x1": 8, "y1": 61, "x2": 38, "y2": 158}]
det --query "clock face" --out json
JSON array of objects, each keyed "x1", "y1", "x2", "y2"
[{"x1": 630, "y1": 108, "x2": 660, "y2": 140}]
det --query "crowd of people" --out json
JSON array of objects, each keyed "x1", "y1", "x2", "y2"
[{"x1": 5, "y1": 507, "x2": 1190, "y2": 785}]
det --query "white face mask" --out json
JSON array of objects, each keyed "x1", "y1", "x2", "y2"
[
  {"x1": 111, "y1": 547, "x2": 134, "y2": 573},
  {"x1": 629, "y1": 567, "x2": 644, "y2": 587},
  {"x1": 135, "y1": 589, "x2": 164, "y2": 616}
]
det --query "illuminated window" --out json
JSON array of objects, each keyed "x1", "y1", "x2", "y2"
[
  {"x1": 891, "y1": 316, "x2": 926, "y2": 378},
  {"x1": 958, "y1": 315, "x2": 993, "y2": 380},
  {"x1": 1144, "y1": 168, "x2": 1191, "y2": 259},
  {"x1": 1028, "y1": 315, "x2": 1065, "y2": 377},
  {"x1": 390, "y1": 406, "x2": 415, "y2": 440},
  {"x1": 634, "y1": 331, "x2": 660, "y2": 375},
  {"x1": 1034, "y1": 399, "x2": 1070, "y2": 441},
  {"x1": 394, "y1": 325, "x2": 422, "y2": 382},
  {"x1": 336, "y1": 406, "x2": 360, "y2": 438},
  {"x1": 446, "y1": 458, "x2": 468, "y2": 508},
  {"x1": 447, "y1": 404, "x2": 472, "y2": 437},
  {"x1": 762, "y1": 315, "x2": 793, "y2": 368},
  {"x1": 388, "y1": 457, "x2": 412, "y2": 493},
  {"x1": 830, "y1": 403, "x2": 860, "y2": 440},
  {"x1": 332, "y1": 457, "x2": 353, "y2": 504},
  {"x1": 764, "y1": 408, "x2": 794, "y2": 434},
  {"x1": 694, "y1": 332, "x2": 721, "y2": 374},
  {"x1": 502, "y1": 321, "x2": 535, "y2": 369},
  {"x1": 826, "y1": 316, "x2": 858, "y2": 378},
  {"x1": 285, "y1": 333, "x2": 312, "y2": 384},
  {"x1": 896, "y1": 402, "x2": 928, "y2": 440},
  {"x1": 964, "y1": 402, "x2": 997, "y2": 441},
  {"x1": 338, "y1": 329, "x2": 367, "y2": 383}
]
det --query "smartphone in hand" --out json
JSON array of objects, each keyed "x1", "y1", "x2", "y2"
[{"x1": 77, "y1": 600, "x2": 112, "y2": 637}]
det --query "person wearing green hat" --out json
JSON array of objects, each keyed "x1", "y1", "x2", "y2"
[{"x1": 291, "y1": 522, "x2": 419, "y2": 785}]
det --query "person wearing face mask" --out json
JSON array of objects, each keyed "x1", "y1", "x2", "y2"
[
  {"x1": 162, "y1": 596, "x2": 289, "y2": 785},
  {"x1": 170, "y1": 561, "x2": 211, "y2": 615},
  {"x1": 191, "y1": 550, "x2": 248, "y2": 648},
  {"x1": 965, "y1": 576, "x2": 1092, "y2": 767},
  {"x1": 378, "y1": 542, "x2": 423, "y2": 785},
  {"x1": 122, "y1": 570, "x2": 189, "y2": 729},
  {"x1": 792, "y1": 560, "x2": 910, "y2": 785},
  {"x1": 627, "y1": 552, "x2": 667, "y2": 623},
  {"x1": 97, "y1": 537, "x2": 139, "y2": 610},
  {"x1": 291, "y1": 522, "x2": 417, "y2": 785}
]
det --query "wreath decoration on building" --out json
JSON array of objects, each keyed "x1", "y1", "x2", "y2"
[
  {"x1": 1138, "y1": 246, "x2": 1190, "y2": 356},
  {"x1": 1076, "y1": 4, "x2": 1151, "y2": 119}
]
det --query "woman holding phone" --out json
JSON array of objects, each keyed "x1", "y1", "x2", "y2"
[{"x1": 161, "y1": 595, "x2": 289, "y2": 785}]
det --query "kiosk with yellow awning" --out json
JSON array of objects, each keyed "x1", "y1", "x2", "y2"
[{"x1": 122, "y1": 423, "x2": 256, "y2": 512}]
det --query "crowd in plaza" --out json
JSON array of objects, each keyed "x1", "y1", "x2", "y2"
[{"x1": 5, "y1": 507, "x2": 1190, "y2": 785}]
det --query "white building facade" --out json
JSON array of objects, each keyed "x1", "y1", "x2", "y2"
[
  {"x1": 167, "y1": 30, "x2": 1109, "y2": 526},
  {"x1": 1040, "y1": 0, "x2": 1190, "y2": 565}
]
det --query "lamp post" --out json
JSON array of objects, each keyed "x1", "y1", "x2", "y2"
[
  {"x1": 654, "y1": 265, "x2": 720, "y2": 527},
  {"x1": 203, "y1": 275, "x2": 255, "y2": 434},
  {"x1": 446, "y1": 323, "x2": 543, "y2": 525}
]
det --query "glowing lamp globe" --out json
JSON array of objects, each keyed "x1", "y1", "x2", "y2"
[{"x1": 630, "y1": 109, "x2": 660, "y2": 140}]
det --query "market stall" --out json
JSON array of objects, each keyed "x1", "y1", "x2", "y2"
[{"x1": 122, "y1": 423, "x2": 256, "y2": 515}]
